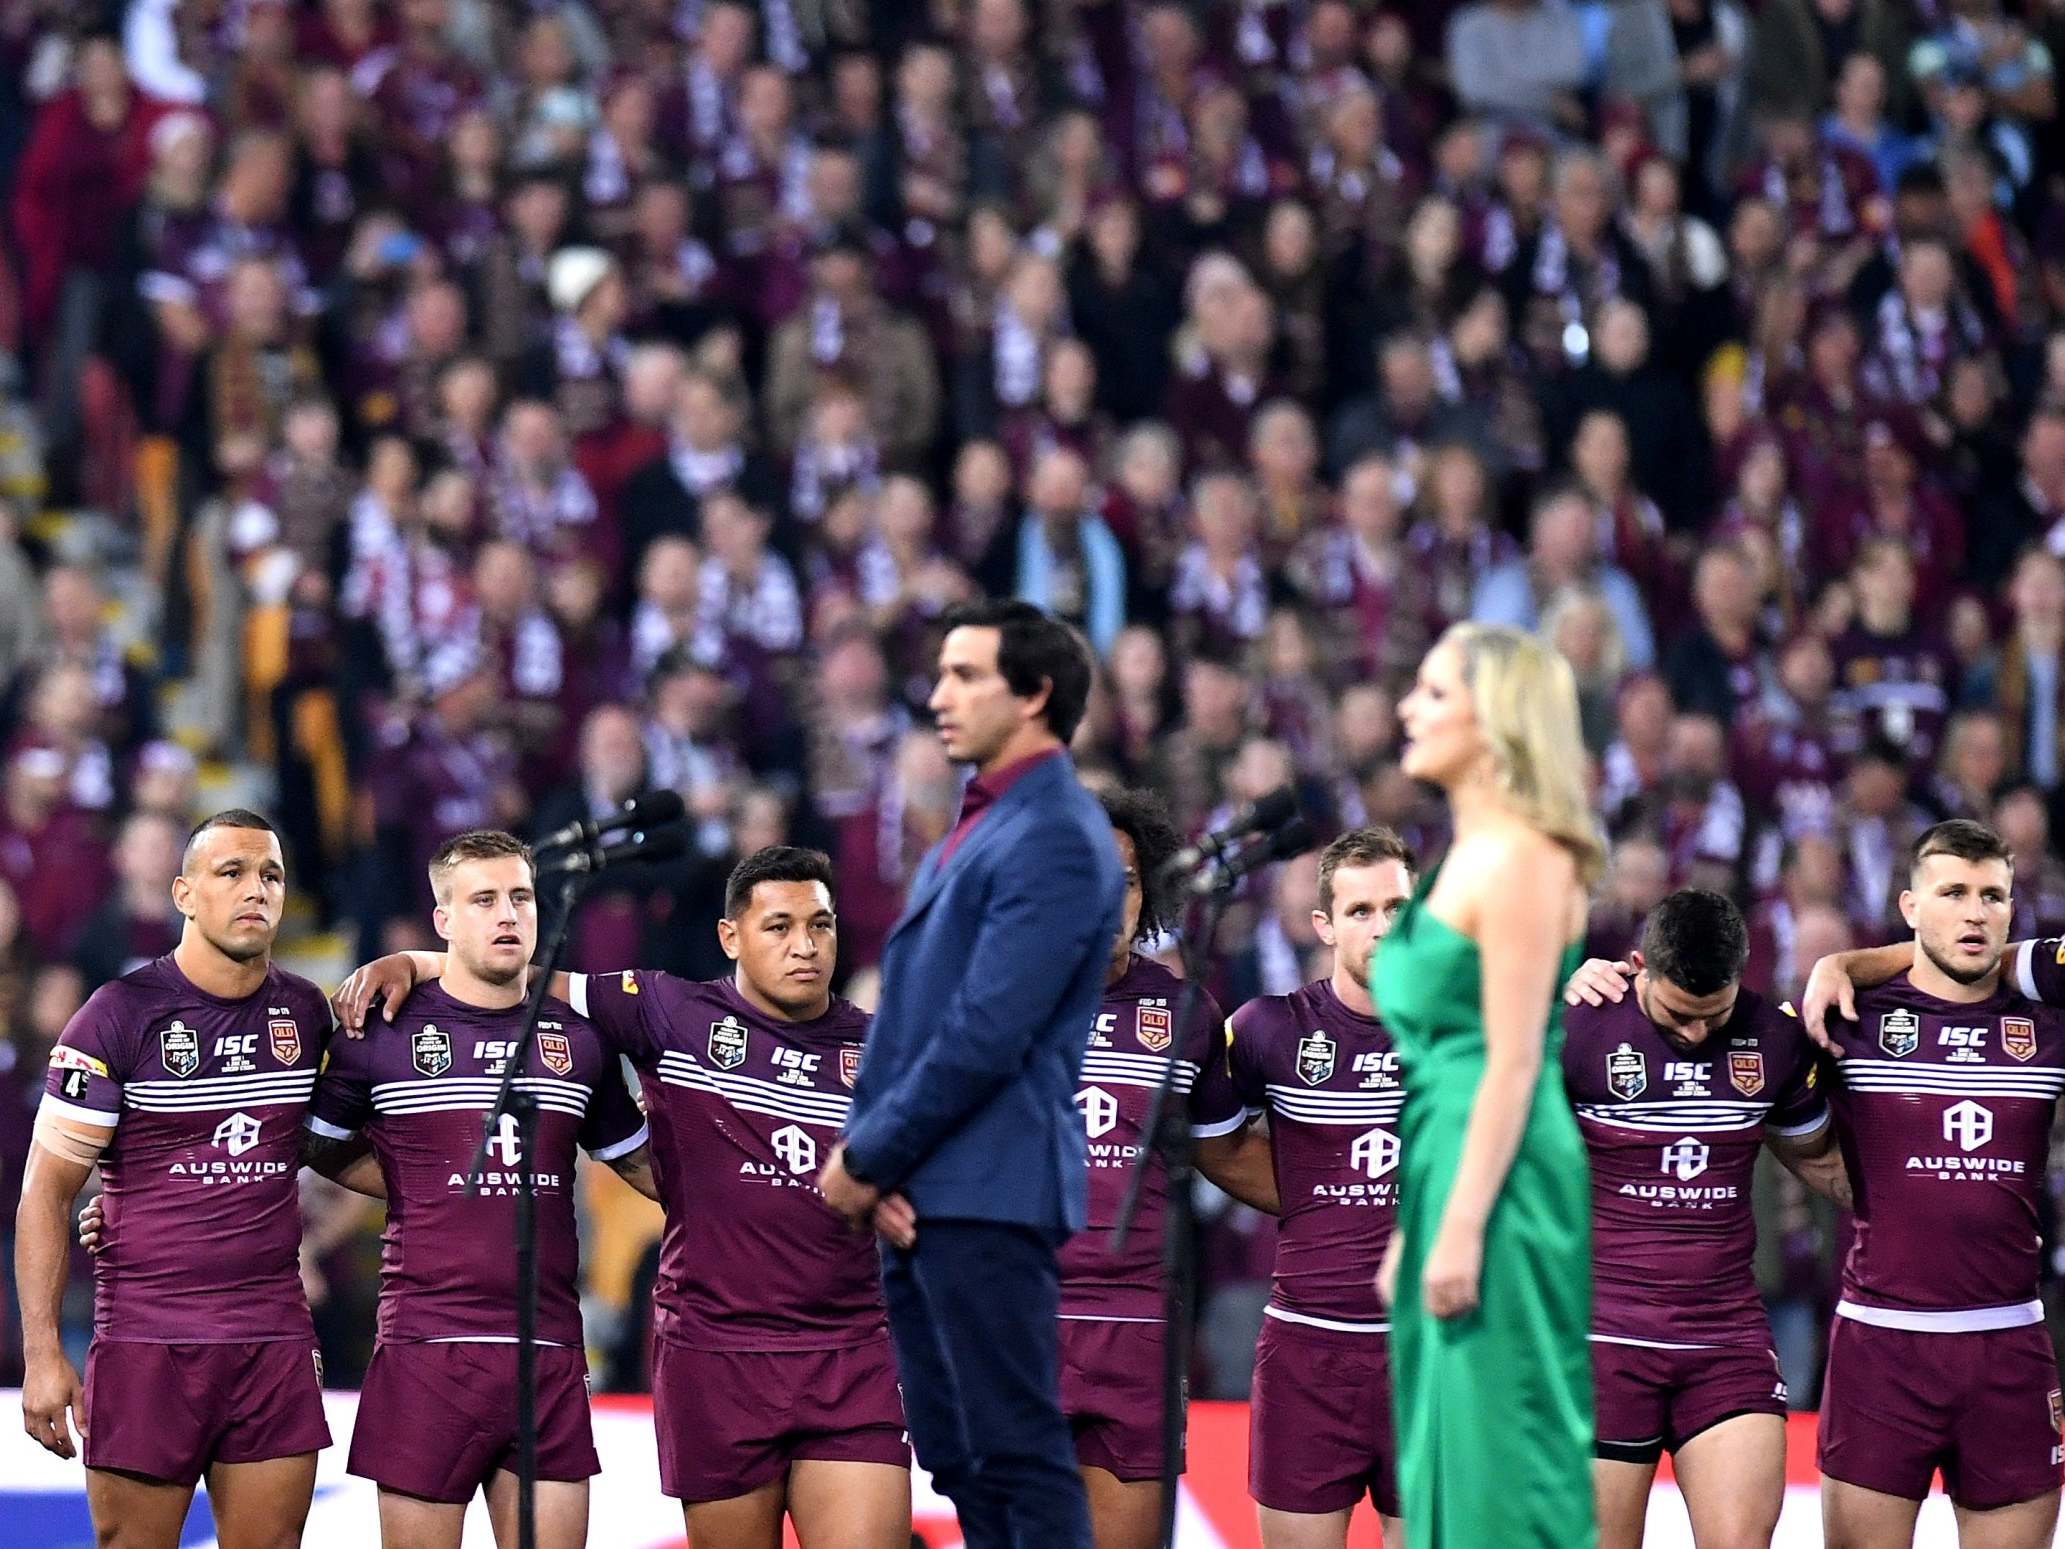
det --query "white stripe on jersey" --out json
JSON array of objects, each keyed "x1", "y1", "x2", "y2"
[
  {"x1": 655, "y1": 1053, "x2": 851, "y2": 1126},
  {"x1": 37, "y1": 1092, "x2": 120, "y2": 1129},
  {"x1": 1079, "y1": 1052, "x2": 1200, "y2": 1093},
  {"x1": 371, "y1": 1076, "x2": 592, "y2": 1121},
  {"x1": 304, "y1": 1115, "x2": 356, "y2": 1141},
  {"x1": 2014, "y1": 940, "x2": 2040, "y2": 1002},
  {"x1": 124, "y1": 1070, "x2": 316, "y2": 1113},
  {"x1": 1571, "y1": 1100, "x2": 1769, "y2": 1133},
  {"x1": 1588, "y1": 1333, "x2": 1723, "y2": 1350},
  {"x1": 1191, "y1": 1110, "x2": 1250, "y2": 1139},
  {"x1": 589, "y1": 1122, "x2": 649, "y2": 1162},
  {"x1": 1840, "y1": 1062, "x2": 2065, "y2": 1098},
  {"x1": 1264, "y1": 1304, "x2": 1390, "y2": 1335},
  {"x1": 1262, "y1": 1084, "x2": 1404, "y2": 1126},
  {"x1": 1836, "y1": 1297, "x2": 2044, "y2": 1333}
]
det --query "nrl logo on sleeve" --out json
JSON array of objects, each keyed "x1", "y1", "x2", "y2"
[
  {"x1": 159, "y1": 1021, "x2": 200, "y2": 1078},
  {"x1": 2002, "y1": 1016, "x2": 2037, "y2": 1062},
  {"x1": 268, "y1": 1018, "x2": 300, "y2": 1065},
  {"x1": 1606, "y1": 1043, "x2": 1647, "y2": 1101},
  {"x1": 1728, "y1": 1049, "x2": 1765, "y2": 1097},
  {"x1": 839, "y1": 1044, "x2": 862, "y2": 1088},
  {"x1": 2050, "y1": 1388, "x2": 2062, "y2": 1433},
  {"x1": 1137, "y1": 1002, "x2": 1172, "y2": 1053},
  {"x1": 412, "y1": 1025, "x2": 452, "y2": 1078},
  {"x1": 537, "y1": 1031, "x2": 573, "y2": 1077},
  {"x1": 1295, "y1": 1029, "x2": 1336, "y2": 1085},
  {"x1": 709, "y1": 1015, "x2": 750, "y2": 1071},
  {"x1": 1878, "y1": 1008, "x2": 1920, "y2": 1059}
]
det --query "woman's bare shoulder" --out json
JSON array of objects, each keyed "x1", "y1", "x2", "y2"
[{"x1": 1442, "y1": 823, "x2": 1586, "y2": 932}]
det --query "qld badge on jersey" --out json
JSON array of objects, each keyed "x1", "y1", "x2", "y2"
[
  {"x1": 1879, "y1": 1008, "x2": 1920, "y2": 1059},
  {"x1": 1296, "y1": 1029, "x2": 1336, "y2": 1085},
  {"x1": 709, "y1": 1015, "x2": 750, "y2": 1071},
  {"x1": 412, "y1": 1025, "x2": 452, "y2": 1078},
  {"x1": 2003, "y1": 1016, "x2": 2037, "y2": 1062},
  {"x1": 537, "y1": 1031, "x2": 573, "y2": 1076},
  {"x1": 1607, "y1": 1042, "x2": 1647, "y2": 1101},
  {"x1": 840, "y1": 1044, "x2": 862, "y2": 1088},
  {"x1": 269, "y1": 1018, "x2": 300, "y2": 1065},
  {"x1": 159, "y1": 1021, "x2": 200, "y2": 1078},
  {"x1": 1728, "y1": 1049, "x2": 1765, "y2": 1096},
  {"x1": 1137, "y1": 1003, "x2": 1172, "y2": 1053}
]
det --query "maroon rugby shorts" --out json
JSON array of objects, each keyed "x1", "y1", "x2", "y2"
[
  {"x1": 1819, "y1": 1316, "x2": 2064, "y2": 1510},
  {"x1": 1248, "y1": 1314, "x2": 1398, "y2": 1517},
  {"x1": 348, "y1": 1341, "x2": 598, "y2": 1503},
  {"x1": 1591, "y1": 1339, "x2": 1788, "y2": 1463},
  {"x1": 83, "y1": 1338, "x2": 330, "y2": 1485},
  {"x1": 1058, "y1": 1317, "x2": 1174, "y2": 1481},
  {"x1": 651, "y1": 1336, "x2": 909, "y2": 1502}
]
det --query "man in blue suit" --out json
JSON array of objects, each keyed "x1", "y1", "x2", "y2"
[{"x1": 819, "y1": 599, "x2": 1124, "y2": 1549}]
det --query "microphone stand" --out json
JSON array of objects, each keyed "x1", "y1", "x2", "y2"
[
  {"x1": 1110, "y1": 860, "x2": 1244, "y2": 1549},
  {"x1": 466, "y1": 854, "x2": 591, "y2": 1549}
]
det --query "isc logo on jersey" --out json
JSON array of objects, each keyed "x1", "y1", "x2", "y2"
[
  {"x1": 1940, "y1": 1026, "x2": 1988, "y2": 1063},
  {"x1": 771, "y1": 1046, "x2": 820, "y2": 1087},
  {"x1": 1352, "y1": 1050, "x2": 1399, "y2": 1089}
]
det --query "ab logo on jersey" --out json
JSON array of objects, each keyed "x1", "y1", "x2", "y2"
[
  {"x1": 537, "y1": 1031, "x2": 573, "y2": 1076},
  {"x1": 269, "y1": 1018, "x2": 300, "y2": 1065},
  {"x1": 1879, "y1": 1008, "x2": 1920, "y2": 1059},
  {"x1": 1607, "y1": 1043, "x2": 1647, "y2": 1101},
  {"x1": 840, "y1": 1045, "x2": 862, "y2": 1088},
  {"x1": 1296, "y1": 1030, "x2": 1336, "y2": 1085},
  {"x1": 2003, "y1": 1016, "x2": 2037, "y2": 1062},
  {"x1": 159, "y1": 1021, "x2": 200, "y2": 1078},
  {"x1": 1137, "y1": 1003, "x2": 1172, "y2": 1053},
  {"x1": 412, "y1": 1026, "x2": 452, "y2": 1078},
  {"x1": 1728, "y1": 1049, "x2": 1765, "y2": 1096},
  {"x1": 709, "y1": 1015, "x2": 750, "y2": 1071}
]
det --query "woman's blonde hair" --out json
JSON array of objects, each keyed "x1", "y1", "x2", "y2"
[{"x1": 1443, "y1": 621, "x2": 1607, "y2": 885}]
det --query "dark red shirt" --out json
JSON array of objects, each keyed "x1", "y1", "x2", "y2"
[{"x1": 937, "y1": 746, "x2": 1063, "y2": 866}]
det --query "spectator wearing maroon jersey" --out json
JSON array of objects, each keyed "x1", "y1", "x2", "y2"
[
  {"x1": 1169, "y1": 471, "x2": 1270, "y2": 663},
  {"x1": 1829, "y1": 537, "x2": 1954, "y2": 764},
  {"x1": 1745, "y1": 834, "x2": 1849, "y2": 993},
  {"x1": 69, "y1": 812, "x2": 184, "y2": 993},
  {"x1": 1289, "y1": 453, "x2": 1434, "y2": 690},
  {"x1": 0, "y1": 749, "x2": 112, "y2": 963}
]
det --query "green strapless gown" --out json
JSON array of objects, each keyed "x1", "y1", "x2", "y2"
[{"x1": 1369, "y1": 864, "x2": 1595, "y2": 1549}]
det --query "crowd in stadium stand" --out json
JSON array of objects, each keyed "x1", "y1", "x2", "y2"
[{"x1": 2, "y1": 0, "x2": 2064, "y2": 1403}]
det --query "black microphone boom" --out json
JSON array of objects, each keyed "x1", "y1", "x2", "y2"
[
  {"x1": 534, "y1": 789, "x2": 687, "y2": 853},
  {"x1": 540, "y1": 823, "x2": 689, "y2": 875},
  {"x1": 1185, "y1": 816, "x2": 1318, "y2": 894},
  {"x1": 1160, "y1": 787, "x2": 1299, "y2": 877}
]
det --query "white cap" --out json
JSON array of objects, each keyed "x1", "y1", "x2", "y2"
[{"x1": 547, "y1": 246, "x2": 617, "y2": 314}]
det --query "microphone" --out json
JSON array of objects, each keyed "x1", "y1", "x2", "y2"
[
  {"x1": 535, "y1": 790, "x2": 686, "y2": 853},
  {"x1": 1162, "y1": 787, "x2": 1300, "y2": 877},
  {"x1": 540, "y1": 824, "x2": 689, "y2": 876},
  {"x1": 1187, "y1": 817, "x2": 1318, "y2": 895}
]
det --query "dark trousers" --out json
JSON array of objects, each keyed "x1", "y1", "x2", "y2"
[{"x1": 879, "y1": 1219, "x2": 1092, "y2": 1549}]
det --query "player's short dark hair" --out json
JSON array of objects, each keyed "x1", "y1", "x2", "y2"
[
  {"x1": 724, "y1": 845, "x2": 836, "y2": 919},
  {"x1": 181, "y1": 809, "x2": 280, "y2": 875},
  {"x1": 1317, "y1": 827, "x2": 1416, "y2": 918},
  {"x1": 429, "y1": 829, "x2": 534, "y2": 901},
  {"x1": 1638, "y1": 889, "x2": 1748, "y2": 997},
  {"x1": 938, "y1": 598, "x2": 1095, "y2": 744},
  {"x1": 1097, "y1": 787, "x2": 1182, "y2": 942},
  {"x1": 1912, "y1": 818, "x2": 2013, "y2": 878}
]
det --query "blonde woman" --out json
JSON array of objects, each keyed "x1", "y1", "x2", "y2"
[{"x1": 1371, "y1": 623, "x2": 1605, "y2": 1548}]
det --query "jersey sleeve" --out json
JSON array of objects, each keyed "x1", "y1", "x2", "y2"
[
  {"x1": 2010, "y1": 938, "x2": 2065, "y2": 1006},
  {"x1": 307, "y1": 1034, "x2": 374, "y2": 1140},
  {"x1": 41, "y1": 987, "x2": 130, "y2": 1129},
  {"x1": 579, "y1": 1048, "x2": 650, "y2": 1161},
  {"x1": 566, "y1": 969, "x2": 667, "y2": 1062},
  {"x1": 1221, "y1": 1000, "x2": 1271, "y2": 1114},
  {"x1": 1186, "y1": 991, "x2": 1249, "y2": 1138},
  {"x1": 1766, "y1": 1048, "x2": 1829, "y2": 1137}
]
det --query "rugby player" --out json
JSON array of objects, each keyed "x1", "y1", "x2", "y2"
[
  {"x1": 1559, "y1": 889, "x2": 1848, "y2": 1549},
  {"x1": 1794, "y1": 820, "x2": 2065, "y2": 1548},
  {"x1": 1193, "y1": 827, "x2": 1416, "y2": 1549},
  {"x1": 1059, "y1": 786, "x2": 1274, "y2": 1549},
  {"x1": 334, "y1": 844, "x2": 912, "y2": 1549},
  {"x1": 18, "y1": 811, "x2": 337, "y2": 1549},
  {"x1": 309, "y1": 829, "x2": 652, "y2": 1549}
]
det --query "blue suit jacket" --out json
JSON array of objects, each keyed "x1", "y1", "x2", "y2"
[{"x1": 840, "y1": 751, "x2": 1124, "y2": 1234}]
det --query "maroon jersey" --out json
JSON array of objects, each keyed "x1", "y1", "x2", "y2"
[
  {"x1": 1564, "y1": 988, "x2": 1826, "y2": 1348},
  {"x1": 1056, "y1": 957, "x2": 1246, "y2": 1321},
  {"x1": 305, "y1": 983, "x2": 646, "y2": 1346},
  {"x1": 1825, "y1": 974, "x2": 2065, "y2": 1329},
  {"x1": 569, "y1": 970, "x2": 884, "y2": 1351},
  {"x1": 40, "y1": 956, "x2": 330, "y2": 1343},
  {"x1": 1204, "y1": 979, "x2": 1402, "y2": 1331}
]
